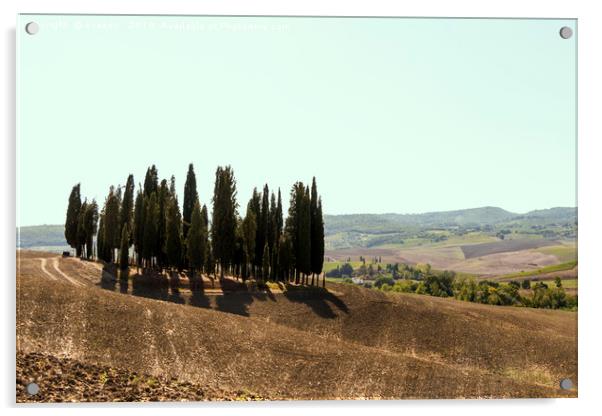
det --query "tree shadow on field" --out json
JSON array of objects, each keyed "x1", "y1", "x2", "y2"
[
  {"x1": 100, "y1": 263, "x2": 117, "y2": 291},
  {"x1": 189, "y1": 273, "x2": 211, "y2": 309},
  {"x1": 215, "y1": 292, "x2": 255, "y2": 317},
  {"x1": 283, "y1": 288, "x2": 349, "y2": 319},
  {"x1": 214, "y1": 278, "x2": 277, "y2": 317},
  {"x1": 167, "y1": 271, "x2": 185, "y2": 305},
  {"x1": 118, "y1": 268, "x2": 130, "y2": 294},
  {"x1": 131, "y1": 269, "x2": 169, "y2": 303}
]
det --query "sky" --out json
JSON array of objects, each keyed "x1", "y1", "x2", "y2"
[{"x1": 17, "y1": 15, "x2": 576, "y2": 226}]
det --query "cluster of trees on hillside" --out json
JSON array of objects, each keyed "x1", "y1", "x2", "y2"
[
  {"x1": 65, "y1": 164, "x2": 325, "y2": 285},
  {"x1": 374, "y1": 270, "x2": 577, "y2": 310}
]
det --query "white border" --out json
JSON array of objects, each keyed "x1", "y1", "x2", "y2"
[{"x1": 2, "y1": 1, "x2": 601, "y2": 415}]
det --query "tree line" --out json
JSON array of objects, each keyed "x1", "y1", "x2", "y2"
[{"x1": 64, "y1": 164, "x2": 325, "y2": 286}]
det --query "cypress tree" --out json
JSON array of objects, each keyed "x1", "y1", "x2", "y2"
[
  {"x1": 120, "y1": 174, "x2": 135, "y2": 243},
  {"x1": 211, "y1": 166, "x2": 238, "y2": 278},
  {"x1": 205, "y1": 240, "x2": 215, "y2": 279},
  {"x1": 157, "y1": 179, "x2": 169, "y2": 268},
  {"x1": 278, "y1": 233, "x2": 293, "y2": 282},
  {"x1": 242, "y1": 202, "x2": 257, "y2": 279},
  {"x1": 249, "y1": 188, "x2": 262, "y2": 275},
  {"x1": 187, "y1": 201, "x2": 204, "y2": 275},
  {"x1": 143, "y1": 165, "x2": 159, "y2": 197},
  {"x1": 103, "y1": 187, "x2": 121, "y2": 263},
  {"x1": 133, "y1": 188, "x2": 144, "y2": 266},
  {"x1": 286, "y1": 182, "x2": 311, "y2": 284},
  {"x1": 258, "y1": 184, "x2": 270, "y2": 266},
  {"x1": 142, "y1": 193, "x2": 159, "y2": 267},
  {"x1": 262, "y1": 243, "x2": 270, "y2": 282},
  {"x1": 299, "y1": 185, "x2": 312, "y2": 283},
  {"x1": 165, "y1": 195, "x2": 183, "y2": 271},
  {"x1": 183, "y1": 163, "x2": 198, "y2": 239},
  {"x1": 310, "y1": 177, "x2": 325, "y2": 285},
  {"x1": 77, "y1": 200, "x2": 88, "y2": 258},
  {"x1": 83, "y1": 199, "x2": 99, "y2": 260},
  {"x1": 97, "y1": 212, "x2": 107, "y2": 262},
  {"x1": 200, "y1": 204, "x2": 209, "y2": 272},
  {"x1": 119, "y1": 225, "x2": 130, "y2": 270},
  {"x1": 65, "y1": 183, "x2": 82, "y2": 256}
]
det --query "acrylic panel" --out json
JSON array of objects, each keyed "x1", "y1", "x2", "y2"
[{"x1": 16, "y1": 15, "x2": 577, "y2": 402}]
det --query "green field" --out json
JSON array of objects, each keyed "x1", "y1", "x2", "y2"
[
  {"x1": 535, "y1": 244, "x2": 577, "y2": 263},
  {"x1": 497, "y1": 261, "x2": 577, "y2": 280},
  {"x1": 539, "y1": 278, "x2": 578, "y2": 289}
]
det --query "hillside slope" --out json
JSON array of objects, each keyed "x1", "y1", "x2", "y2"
[{"x1": 17, "y1": 251, "x2": 577, "y2": 400}]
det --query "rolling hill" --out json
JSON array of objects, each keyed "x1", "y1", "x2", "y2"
[{"x1": 17, "y1": 250, "x2": 577, "y2": 401}]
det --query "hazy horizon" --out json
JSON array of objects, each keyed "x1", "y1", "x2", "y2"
[
  {"x1": 18, "y1": 204, "x2": 578, "y2": 228},
  {"x1": 18, "y1": 16, "x2": 576, "y2": 227}
]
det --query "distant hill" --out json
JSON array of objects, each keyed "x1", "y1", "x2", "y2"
[
  {"x1": 17, "y1": 206, "x2": 577, "y2": 252},
  {"x1": 17, "y1": 225, "x2": 69, "y2": 252},
  {"x1": 324, "y1": 206, "x2": 577, "y2": 235}
]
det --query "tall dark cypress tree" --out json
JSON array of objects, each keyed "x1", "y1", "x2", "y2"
[
  {"x1": 200, "y1": 204, "x2": 209, "y2": 272},
  {"x1": 242, "y1": 201, "x2": 257, "y2": 280},
  {"x1": 299, "y1": 185, "x2": 312, "y2": 283},
  {"x1": 165, "y1": 194, "x2": 183, "y2": 271},
  {"x1": 183, "y1": 163, "x2": 198, "y2": 239},
  {"x1": 211, "y1": 166, "x2": 238, "y2": 278},
  {"x1": 83, "y1": 199, "x2": 99, "y2": 260},
  {"x1": 278, "y1": 233, "x2": 293, "y2": 282},
  {"x1": 65, "y1": 183, "x2": 82, "y2": 256},
  {"x1": 76, "y1": 200, "x2": 88, "y2": 258},
  {"x1": 249, "y1": 188, "x2": 262, "y2": 275},
  {"x1": 103, "y1": 186, "x2": 121, "y2": 263},
  {"x1": 120, "y1": 174, "x2": 135, "y2": 244},
  {"x1": 143, "y1": 165, "x2": 159, "y2": 197},
  {"x1": 276, "y1": 189, "x2": 283, "y2": 241},
  {"x1": 133, "y1": 188, "x2": 144, "y2": 266},
  {"x1": 142, "y1": 193, "x2": 159, "y2": 267},
  {"x1": 187, "y1": 201, "x2": 204, "y2": 275},
  {"x1": 97, "y1": 212, "x2": 107, "y2": 262},
  {"x1": 157, "y1": 179, "x2": 169, "y2": 268},
  {"x1": 119, "y1": 225, "x2": 130, "y2": 270},
  {"x1": 310, "y1": 177, "x2": 325, "y2": 285}
]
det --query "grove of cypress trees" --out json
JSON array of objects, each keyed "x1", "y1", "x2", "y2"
[
  {"x1": 211, "y1": 166, "x2": 238, "y2": 278},
  {"x1": 65, "y1": 183, "x2": 82, "y2": 256}
]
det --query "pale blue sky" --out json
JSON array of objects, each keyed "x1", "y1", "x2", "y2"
[{"x1": 17, "y1": 15, "x2": 576, "y2": 226}]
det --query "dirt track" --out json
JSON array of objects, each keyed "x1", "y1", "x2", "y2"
[{"x1": 16, "y1": 250, "x2": 577, "y2": 401}]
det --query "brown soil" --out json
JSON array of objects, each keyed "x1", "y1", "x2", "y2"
[
  {"x1": 461, "y1": 240, "x2": 558, "y2": 259},
  {"x1": 17, "y1": 351, "x2": 266, "y2": 402},
  {"x1": 16, "y1": 250, "x2": 577, "y2": 401}
]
